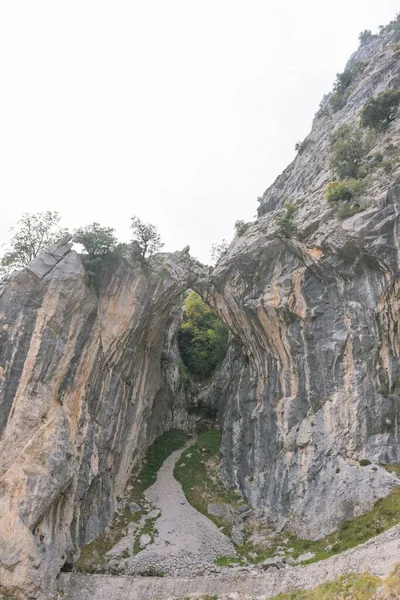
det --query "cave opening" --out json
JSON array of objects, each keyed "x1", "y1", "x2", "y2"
[{"x1": 177, "y1": 290, "x2": 230, "y2": 383}]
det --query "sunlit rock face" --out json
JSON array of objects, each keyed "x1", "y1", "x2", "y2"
[{"x1": 0, "y1": 244, "x2": 197, "y2": 599}]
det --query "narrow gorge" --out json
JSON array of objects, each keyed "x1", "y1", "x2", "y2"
[{"x1": 2, "y1": 17, "x2": 400, "y2": 600}]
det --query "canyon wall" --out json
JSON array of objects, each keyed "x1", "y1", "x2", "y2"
[
  {"x1": 1, "y1": 18, "x2": 400, "y2": 600},
  {"x1": 199, "y1": 25, "x2": 400, "y2": 538},
  {"x1": 0, "y1": 244, "x2": 196, "y2": 598}
]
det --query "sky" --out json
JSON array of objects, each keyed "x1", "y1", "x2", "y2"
[{"x1": 1, "y1": 2, "x2": 399, "y2": 264}]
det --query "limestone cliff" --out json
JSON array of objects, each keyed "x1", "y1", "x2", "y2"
[
  {"x1": 199, "y1": 24, "x2": 400, "y2": 538},
  {"x1": 0, "y1": 244, "x2": 197, "y2": 598},
  {"x1": 2, "y1": 18, "x2": 400, "y2": 600}
]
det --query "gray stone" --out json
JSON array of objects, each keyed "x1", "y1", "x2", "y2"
[
  {"x1": 207, "y1": 503, "x2": 230, "y2": 518},
  {"x1": 139, "y1": 534, "x2": 152, "y2": 549},
  {"x1": 297, "y1": 552, "x2": 316, "y2": 563},
  {"x1": 230, "y1": 525, "x2": 244, "y2": 546},
  {"x1": 128, "y1": 502, "x2": 142, "y2": 513}
]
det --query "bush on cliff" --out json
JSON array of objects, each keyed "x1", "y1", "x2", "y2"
[
  {"x1": 361, "y1": 90, "x2": 400, "y2": 131},
  {"x1": 329, "y1": 124, "x2": 371, "y2": 179}
]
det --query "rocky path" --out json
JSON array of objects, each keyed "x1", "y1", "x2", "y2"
[
  {"x1": 59, "y1": 524, "x2": 400, "y2": 599},
  {"x1": 108, "y1": 443, "x2": 235, "y2": 576}
]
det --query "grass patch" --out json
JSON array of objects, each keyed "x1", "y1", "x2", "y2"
[
  {"x1": 77, "y1": 429, "x2": 186, "y2": 572},
  {"x1": 235, "y1": 486, "x2": 400, "y2": 566},
  {"x1": 287, "y1": 488, "x2": 400, "y2": 565},
  {"x1": 214, "y1": 554, "x2": 245, "y2": 567},
  {"x1": 383, "y1": 463, "x2": 400, "y2": 476},
  {"x1": 174, "y1": 428, "x2": 242, "y2": 536},
  {"x1": 269, "y1": 573, "x2": 380, "y2": 600}
]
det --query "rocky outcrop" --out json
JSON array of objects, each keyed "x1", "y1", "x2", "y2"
[
  {"x1": 0, "y1": 244, "x2": 198, "y2": 599},
  {"x1": 198, "y1": 26, "x2": 400, "y2": 538},
  {"x1": 2, "y1": 17, "x2": 400, "y2": 600}
]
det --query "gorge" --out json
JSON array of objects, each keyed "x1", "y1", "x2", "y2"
[{"x1": 2, "y1": 16, "x2": 400, "y2": 600}]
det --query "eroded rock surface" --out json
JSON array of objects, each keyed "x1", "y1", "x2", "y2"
[
  {"x1": 2, "y1": 20, "x2": 400, "y2": 600},
  {"x1": 196, "y1": 29, "x2": 400, "y2": 537},
  {"x1": 0, "y1": 246, "x2": 200, "y2": 598}
]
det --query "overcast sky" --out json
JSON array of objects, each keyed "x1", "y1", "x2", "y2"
[{"x1": 1, "y1": 2, "x2": 399, "y2": 263}]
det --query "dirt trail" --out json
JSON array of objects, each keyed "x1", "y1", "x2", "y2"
[{"x1": 113, "y1": 443, "x2": 235, "y2": 575}]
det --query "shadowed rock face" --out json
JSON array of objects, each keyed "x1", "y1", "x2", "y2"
[{"x1": 2, "y1": 22, "x2": 400, "y2": 600}]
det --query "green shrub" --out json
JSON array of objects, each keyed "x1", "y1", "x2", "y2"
[
  {"x1": 178, "y1": 292, "x2": 229, "y2": 380},
  {"x1": 325, "y1": 179, "x2": 366, "y2": 203},
  {"x1": 295, "y1": 139, "x2": 312, "y2": 154},
  {"x1": 329, "y1": 124, "x2": 371, "y2": 179},
  {"x1": 277, "y1": 216, "x2": 297, "y2": 239},
  {"x1": 361, "y1": 90, "x2": 400, "y2": 131},
  {"x1": 276, "y1": 201, "x2": 298, "y2": 239},
  {"x1": 330, "y1": 70, "x2": 353, "y2": 111},
  {"x1": 326, "y1": 181, "x2": 353, "y2": 202},
  {"x1": 234, "y1": 219, "x2": 251, "y2": 237},
  {"x1": 359, "y1": 459, "x2": 372, "y2": 467}
]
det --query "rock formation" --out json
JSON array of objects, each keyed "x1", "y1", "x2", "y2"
[
  {"x1": 2, "y1": 18, "x2": 400, "y2": 600},
  {"x1": 0, "y1": 243, "x2": 199, "y2": 598}
]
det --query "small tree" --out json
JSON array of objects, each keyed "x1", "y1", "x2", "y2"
[
  {"x1": 210, "y1": 239, "x2": 229, "y2": 264},
  {"x1": 1, "y1": 211, "x2": 67, "y2": 273},
  {"x1": 130, "y1": 215, "x2": 164, "y2": 260},
  {"x1": 359, "y1": 30, "x2": 374, "y2": 45},
  {"x1": 73, "y1": 222, "x2": 118, "y2": 258},
  {"x1": 234, "y1": 220, "x2": 251, "y2": 237},
  {"x1": 360, "y1": 90, "x2": 400, "y2": 131},
  {"x1": 329, "y1": 124, "x2": 370, "y2": 179}
]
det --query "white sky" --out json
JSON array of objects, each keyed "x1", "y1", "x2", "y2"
[{"x1": 1, "y1": 2, "x2": 399, "y2": 264}]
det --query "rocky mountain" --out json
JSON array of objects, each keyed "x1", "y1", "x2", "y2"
[{"x1": 1, "y1": 16, "x2": 400, "y2": 600}]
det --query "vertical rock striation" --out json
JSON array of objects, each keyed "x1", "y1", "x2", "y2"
[
  {"x1": 0, "y1": 244, "x2": 196, "y2": 598},
  {"x1": 198, "y1": 25, "x2": 400, "y2": 538}
]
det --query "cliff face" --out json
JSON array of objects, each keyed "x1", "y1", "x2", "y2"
[
  {"x1": 2, "y1": 19, "x2": 400, "y2": 600},
  {"x1": 0, "y1": 244, "x2": 197, "y2": 598},
  {"x1": 199, "y1": 26, "x2": 400, "y2": 537}
]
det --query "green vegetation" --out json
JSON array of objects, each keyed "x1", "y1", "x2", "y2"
[
  {"x1": 275, "y1": 487, "x2": 400, "y2": 565},
  {"x1": 173, "y1": 565, "x2": 400, "y2": 599},
  {"x1": 383, "y1": 463, "x2": 400, "y2": 476},
  {"x1": 73, "y1": 222, "x2": 118, "y2": 258},
  {"x1": 276, "y1": 201, "x2": 297, "y2": 239},
  {"x1": 0, "y1": 211, "x2": 68, "y2": 275},
  {"x1": 178, "y1": 292, "x2": 229, "y2": 381},
  {"x1": 295, "y1": 139, "x2": 312, "y2": 155},
  {"x1": 174, "y1": 428, "x2": 242, "y2": 535},
  {"x1": 269, "y1": 573, "x2": 380, "y2": 600},
  {"x1": 210, "y1": 239, "x2": 229, "y2": 264},
  {"x1": 234, "y1": 219, "x2": 252, "y2": 237},
  {"x1": 361, "y1": 90, "x2": 400, "y2": 131},
  {"x1": 329, "y1": 64, "x2": 364, "y2": 112},
  {"x1": 326, "y1": 181, "x2": 353, "y2": 202},
  {"x1": 325, "y1": 179, "x2": 366, "y2": 219},
  {"x1": 130, "y1": 215, "x2": 164, "y2": 260},
  {"x1": 359, "y1": 459, "x2": 372, "y2": 467},
  {"x1": 329, "y1": 124, "x2": 371, "y2": 180}
]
